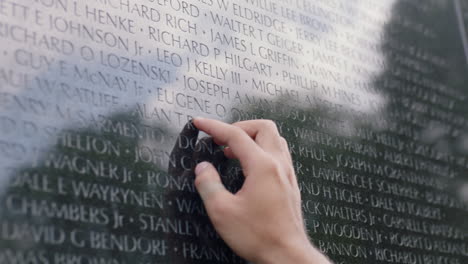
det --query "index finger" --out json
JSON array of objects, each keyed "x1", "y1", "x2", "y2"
[{"x1": 193, "y1": 118, "x2": 264, "y2": 171}]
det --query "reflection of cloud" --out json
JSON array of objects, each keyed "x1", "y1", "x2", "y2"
[
  {"x1": 0, "y1": 0, "x2": 184, "y2": 179},
  {"x1": 0, "y1": 0, "x2": 401, "y2": 181}
]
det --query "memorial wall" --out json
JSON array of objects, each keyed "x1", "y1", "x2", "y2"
[{"x1": 0, "y1": 0, "x2": 468, "y2": 263}]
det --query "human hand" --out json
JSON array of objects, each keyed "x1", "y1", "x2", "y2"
[{"x1": 192, "y1": 118, "x2": 332, "y2": 264}]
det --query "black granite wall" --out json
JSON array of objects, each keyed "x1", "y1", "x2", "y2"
[{"x1": 0, "y1": 0, "x2": 467, "y2": 263}]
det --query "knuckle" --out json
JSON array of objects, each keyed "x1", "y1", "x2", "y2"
[
  {"x1": 263, "y1": 159, "x2": 283, "y2": 176},
  {"x1": 230, "y1": 126, "x2": 245, "y2": 136},
  {"x1": 194, "y1": 175, "x2": 204, "y2": 187},
  {"x1": 231, "y1": 129, "x2": 246, "y2": 142},
  {"x1": 208, "y1": 200, "x2": 229, "y2": 225},
  {"x1": 280, "y1": 137, "x2": 288, "y2": 146},
  {"x1": 296, "y1": 190, "x2": 302, "y2": 201},
  {"x1": 236, "y1": 125, "x2": 247, "y2": 134},
  {"x1": 261, "y1": 119, "x2": 278, "y2": 131},
  {"x1": 194, "y1": 172, "x2": 211, "y2": 188},
  {"x1": 262, "y1": 157, "x2": 276, "y2": 168}
]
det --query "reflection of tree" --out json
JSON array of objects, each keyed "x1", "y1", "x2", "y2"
[
  {"x1": 0, "y1": 111, "x2": 246, "y2": 263},
  {"x1": 220, "y1": 1, "x2": 468, "y2": 263},
  {"x1": 0, "y1": 112, "x2": 164, "y2": 262},
  {"x1": 372, "y1": 0, "x2": 468, "y2": 238}
]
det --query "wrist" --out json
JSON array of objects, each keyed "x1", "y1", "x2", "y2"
[{"x1": 257, "y1": 238, "x2": 331, "y2": 264}]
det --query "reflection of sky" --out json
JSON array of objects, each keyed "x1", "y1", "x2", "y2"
[
  {"x1": 0, "y1": 0, "x2": 396, "y2": 179},
  {"x1": 2, "y1": 1, "x2": 468, "y2": 263}
]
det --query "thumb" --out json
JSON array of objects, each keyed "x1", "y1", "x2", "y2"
[{"x1": 194, "y1": 161, "x2": 233, "y2": 209}]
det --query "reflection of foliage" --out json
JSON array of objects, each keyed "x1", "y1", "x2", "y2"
[
  {"x1": 0, "y1": 112, "x2": 166, "y2": 262},
  {"x1": 222, "y1": 1, "x2": 468, "y2": 263},
  {"x1": 375, "y1": 0, "x2": 468, "y2": 236},
  {"x1": 0, "y1": 111, "x2": 247, "y2": 263}
]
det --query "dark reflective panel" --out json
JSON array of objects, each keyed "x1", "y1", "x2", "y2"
[{"x1": 0, "y1": 0, "x2": 467, "y2": 263}]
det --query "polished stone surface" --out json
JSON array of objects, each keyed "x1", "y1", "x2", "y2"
[{"x1": 0, "y1": 0, "x2": 468, "y2": 263}]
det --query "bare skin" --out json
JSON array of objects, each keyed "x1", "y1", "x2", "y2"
[{"x1": 192, "y1": 118, "x2": 332, "y2": 264}]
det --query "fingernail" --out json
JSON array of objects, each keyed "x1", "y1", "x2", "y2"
[{"x1": 195, "y1": 161, "x2": 210, "y2": 175}]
